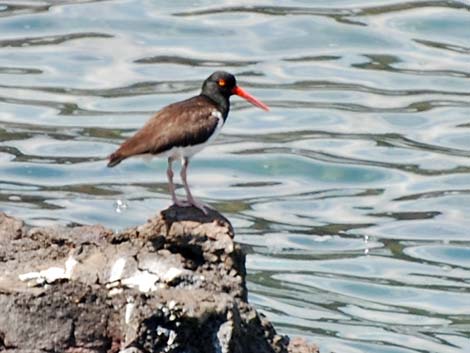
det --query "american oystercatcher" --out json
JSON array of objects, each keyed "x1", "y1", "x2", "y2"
[{"x1": 107, "y1": 71, "x2": 269, "y2": 213}]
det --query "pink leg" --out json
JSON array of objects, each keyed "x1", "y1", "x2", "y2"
[
  {"x1": 180, "y1": 157, "x2": 208, "y2": 214},
  {"x1": 167, "y1": 157, "x2": 189, "y2": 207}
]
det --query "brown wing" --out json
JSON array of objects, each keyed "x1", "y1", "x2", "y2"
[{"x1": 108, "y1": 95, "x2": 219, "y2": 167}]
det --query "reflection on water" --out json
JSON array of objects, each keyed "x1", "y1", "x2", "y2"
[{"x1": 1, "y1": 1, "x2": 469, "y2": 352}]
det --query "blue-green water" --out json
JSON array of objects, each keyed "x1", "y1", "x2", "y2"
[{"x1": 1, "y1": 1, "x2": 469, "y2": 352}]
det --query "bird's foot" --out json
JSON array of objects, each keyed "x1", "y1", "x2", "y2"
[
  {"x1": 173, "y1": 198, "x2": 209, "y2": 215},
  {"x1": 188, "y1": 198, "x2": 209, "y2": 215}
]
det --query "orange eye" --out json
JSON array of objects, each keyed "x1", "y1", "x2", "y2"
[{"x1": 218, "y1": 79, "x2": 226, "y2": 87}]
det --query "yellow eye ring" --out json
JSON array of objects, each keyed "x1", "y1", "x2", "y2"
[{"x1": 218, "y1": 79, "x2": 226, "y2": 87}]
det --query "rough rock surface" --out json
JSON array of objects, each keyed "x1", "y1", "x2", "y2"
[{"x1": 0, "y1": 207, "x2": 319, "y2": 353}]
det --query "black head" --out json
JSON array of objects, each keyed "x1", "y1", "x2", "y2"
[
  {"x1": 201, "y1": 71, "x2": 269, "y2": 114},
  {"x1": 201, "y1": 71, "x2": 237, "y2": 99}
]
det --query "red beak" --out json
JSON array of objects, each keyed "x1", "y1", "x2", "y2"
[{"x1": 232, "y1": 86, "x2": 269, "y2": 111}]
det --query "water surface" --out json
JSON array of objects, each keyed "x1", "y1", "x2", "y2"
[{"x1": 1, "y1": 1, "x2": 469, "y2": 352}]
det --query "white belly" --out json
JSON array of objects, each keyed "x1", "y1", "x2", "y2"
[{"x1": 159, "y1": 142, "x2": 211, "y2": 159}]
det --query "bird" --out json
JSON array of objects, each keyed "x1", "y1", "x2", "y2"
[{"x1": 107, "y1": 71, "x2": 269, "y2": 214}]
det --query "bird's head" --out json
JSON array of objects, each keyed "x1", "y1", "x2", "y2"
[{"x1": 202, "y1": 71, "x2": 269, "y2": 111}]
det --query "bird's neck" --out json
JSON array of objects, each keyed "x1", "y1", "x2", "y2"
[{"x1": 201, "y1": 93, "x2": 230, "y2": 120}]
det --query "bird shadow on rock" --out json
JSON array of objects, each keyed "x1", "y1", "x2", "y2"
[{"x1": 160, "y1": 205, "x2": 234, "y2": 238}]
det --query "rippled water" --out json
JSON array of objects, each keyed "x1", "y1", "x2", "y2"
[{"x1": 1, "y1": 1, "x2": 470, "y2": 352}]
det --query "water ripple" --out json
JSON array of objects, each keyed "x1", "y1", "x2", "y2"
[
  {"x1": 1, "y1": 1, "x2": 469, "y2": 352},
  {"x1": 0, "y1": 32, "x2": 113, "y2": 48},
  {"x1": 174, "y1": 1, "x2": 470, "y2": 19},
  {"x1": 414, "y1": 38, "x2": 470, "y2": 55}
]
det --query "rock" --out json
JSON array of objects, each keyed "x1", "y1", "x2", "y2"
[{"x1": 0, "y1": 206, "x2": 319, "y2": 353}]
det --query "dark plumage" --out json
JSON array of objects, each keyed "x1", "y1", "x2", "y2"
[
  {"x1": 108, "y1": 96, "x2": 220, "y2": 167},
  {"x1": 107, "y1": 71, "x2": 269, "y2": 213}
]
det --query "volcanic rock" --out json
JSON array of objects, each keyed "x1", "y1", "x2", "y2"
[{"x1": 0, "y1": 207, "x2": 318, "y2": 353}]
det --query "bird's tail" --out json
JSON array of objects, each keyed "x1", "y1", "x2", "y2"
[{"x1": 107, "y1": 151, "x2": 125, "y2": 167}]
